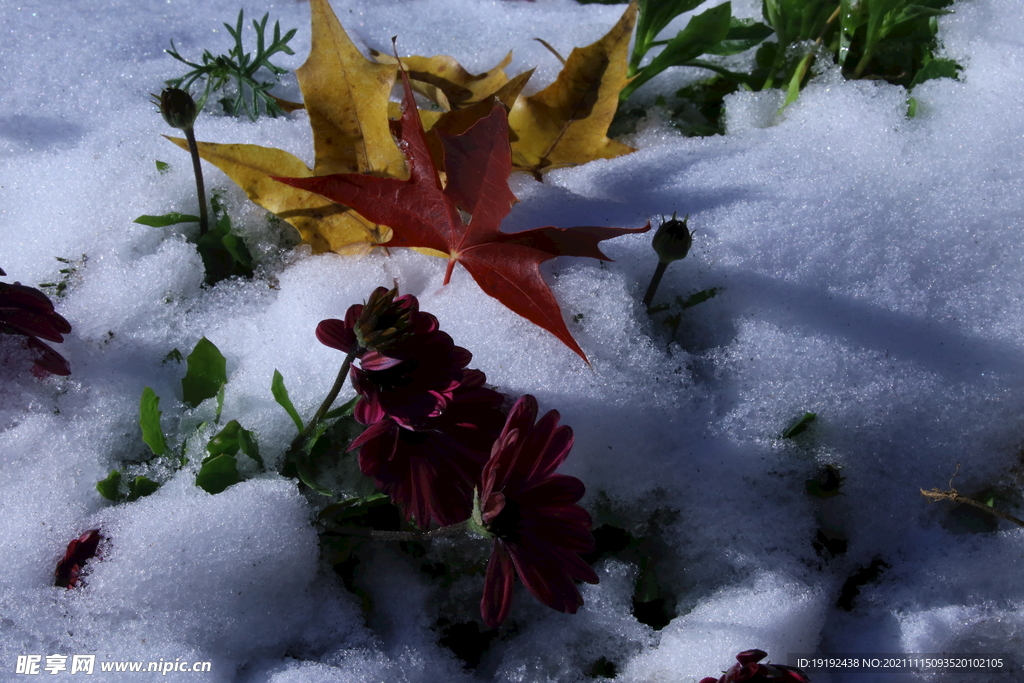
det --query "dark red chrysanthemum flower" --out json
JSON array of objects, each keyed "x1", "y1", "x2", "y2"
[
  {"x1": 478, "y1": 395, "x2": 599, "y2": 628},
  {"x1": 55, "y1": 529, "x2": 102, "y2": 589},
  {"x1": 349, "y1": 370, "x2": 507, "y2": 527},
  {"x1": 0, "y1": 270, "x2": 72, "y2": 377},
  {"x1": 699, "y1": 650, "x2": 810, "y2": 683},
  {"x1": 317, "y1": 287, "x2": 472, "y2": 429},
  {"x1": 316, "y1": 286, "x2": 418, "y2": 357}
]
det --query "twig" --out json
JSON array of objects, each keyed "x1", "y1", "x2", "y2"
[
  {"x1": 534, "y1": 38, "x2": 566, "y2": 65},
  {"x1": 920, "y1": 465, "x2": 1024, "y2": 529}
]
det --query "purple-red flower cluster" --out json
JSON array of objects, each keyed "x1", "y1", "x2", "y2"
[
  {"x1": 479, "y1": 395, "x2": 599, "y2": 628},
  {"x1": 319, "y1": 287, "x2": 506, "y2": 527},
  {"x1": 55, "y1": 529, "x2": 102, "y2": 589},
  {"x1": 699, "y1": 650, "x2": 810, "y2": 683},
  {"x1": 0, "y1": 268, "x2": 72, "y2": 377},
  {"x1": 318, "y1": 288, "x2": 599, "y2": 627}
]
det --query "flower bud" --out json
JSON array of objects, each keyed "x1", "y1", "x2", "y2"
[
  {"x1": 651, "y1": 212, "x2": 692, "y2": 264},
  {"x1": 156, "y1": 87, "x2": 198, "y2": 131},
  {"x1": 353, "y1": 286, "x2": 416, "y2": 352}
]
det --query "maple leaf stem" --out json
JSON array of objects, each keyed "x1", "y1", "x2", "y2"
[
  {"x1": 183, "y1": 127, "x2": 210, "y2": 235},
  {"x1": 642, "y1": 261, "x2": 669, "y2": 312},
  {"x1": 443, "y1": 258, "x2": 457, "y2": 286}
]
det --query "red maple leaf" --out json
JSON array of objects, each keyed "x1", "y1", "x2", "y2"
[{"x1": 273, "y1": 68, "x2": 649, "y2": 362}]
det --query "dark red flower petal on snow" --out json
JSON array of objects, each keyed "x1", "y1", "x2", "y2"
[
  {"x1": 25, "y1": 335, "x2": 72, "y2": 377},
  {"x1": 700, "y1": 650, "x2": 810, "y2": 683},
  {"x1": 55, "y1": 529, "x2": 102, "y2": 588},
  {"x1": 1, "y1": 275, "x2": 72, "y2": 377},
  {"x1": 479, "y1": 395, "x2": 598, "y2": 628}
]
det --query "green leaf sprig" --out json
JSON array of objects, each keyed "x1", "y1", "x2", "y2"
[{"x1": 166, "y1": 9, "x2": 297, "y2": 121}]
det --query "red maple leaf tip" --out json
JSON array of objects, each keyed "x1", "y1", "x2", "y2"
[
  {"x1": 1, "y1": 272, "x2": 72, "y2": 377},
  {"x1": 478, "y1": 395, "x2": 598, "y2": 628},
  {"x1": 271, "y1": 64, "x2": 650, "y2": 364},
  {"x1": 55, "y1": 529, "x2": 102, "y2": 589}
]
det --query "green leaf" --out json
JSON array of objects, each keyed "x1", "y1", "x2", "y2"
[
  {"x1": 127, "y1": 476, "x2": 161, "y2": 501},
  {"x1": 292, "y1": 421, "x2": 336, "y2": 496},
  {"x1": 706, "y1": 18, "x2": 774, "y2": 56},
  {"x1": 294, "y1": 457, "x2": 338, "y2": 496},
  {"x1": 806, "y1": 464, "x2": 845, "y2": 498},
  {"x1": 322, "y1": 394, "x2": 359, "y2": 421},
  {"x1": 165, "y1": 9, "x2": 296, "y2": 121},
  {"x1": 907, "y1": 96, "x2": 918, "y2": 117},
  {"x1": 622, "y1": 2, "x2": 734, "y2": 101},
  {"x1": 97, "y1": 470, "x2": 123, "y2": 501},
  {"x1": 272, "y1": 369, "x2": 304, "y2": 433},
  {"x1": 196, "y1": 453, "x2": 241, "y2": 494},
  {"x1": 318, "y1": 493, "x2": 392, "y2": 528},
  {"x1": 633, "y1": 0, "x2": 707, "y2": 72},
  {"x1": 138, "y1": 387, "x2": 168, "y2": 457},
  {"x1": 182, "y1": 337, "x2": 227, "y2": 408},
  {"x1": 195, "y1": 210, "x2": 255, "y2": 286},
  {"x1": 782, "y1": 411, "x2": 817, "y2": 439},
  {"x1": 634, "y1": 556, "x2": 660, "y2": 603},
  {"x1": 134, "y1": 213, "x2": 201, "y2": 228},
  {"x1": 909, "y1": 57, "x2": 959, "y2": 88},
  {"x1": 155, "y1": 160, "x2": 171, "y2": 173},
  {"x1": 762, "y1": 0, "x2": 834, "y2": 58},
  {"x1": 206, "y1": 419, "x2": 263, "y2": 469},
  {"x1": 215, "y1": 384, "x2": 226, "y2": 424},
  {"x1": 679, "y1": 287, "x2": 721, "y2": 309}
]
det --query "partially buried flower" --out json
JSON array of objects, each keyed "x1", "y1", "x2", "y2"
[
  {"x1": 478, "y1": 395, "x2": 598, "y2": 628},
  {"x1": 55, "y1": 529, "x2": 102, "y2": 589},
  {"x1": 699, "y1": 650, "x2": 810, "y2": 683},
  {"x1": 0, "y1": 269, "x2": 72, "y2": 377},
  {"x1": 349, "y1": 370, "x2": 507, "y2": 528},
  {"x1": 317, "y1": 287, "x2": 472, "y2": 429}
]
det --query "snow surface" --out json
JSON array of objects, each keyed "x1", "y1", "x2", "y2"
[{"x1": 2, "y1": 0, "x2": 1024, "y2": 681}]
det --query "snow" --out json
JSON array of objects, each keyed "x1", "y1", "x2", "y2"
[{"x1": 2, "y1": 0, "x2": 1024, "y2": 681}]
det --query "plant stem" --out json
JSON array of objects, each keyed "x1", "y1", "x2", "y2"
[
  {"x1": 642, "y1": 261, "x2": 669, "y2": 312},
  {"x1": 333, "y1": 519, "x2": 473, "y2": 541},
  {"x1": 920, "y1": 488, "x2": 1024, "y2": 528},
  {"x1": 287, "y1": 347, "x2": 358, "y2": 456},
  {"x1": 183, "y1": 126, "x2": 209, "y2": 235}
]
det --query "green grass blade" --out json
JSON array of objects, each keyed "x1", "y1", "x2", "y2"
[{"x1": 272, "y1": 369, "x2": 304, "y2": 433}]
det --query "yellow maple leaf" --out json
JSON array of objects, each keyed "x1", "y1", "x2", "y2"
[
  {"x1": 508, "y1": 1, "x2": 638, "y2": 177},
  {"x1": 169, "y1": 0, "x2": 404, "y2": 255},
  {"x1": 369, "y1": 50, "x2": 512, "y2": 111},
  {"x1": 298, "y1": 0, "x2": 406, "y2": 177}
]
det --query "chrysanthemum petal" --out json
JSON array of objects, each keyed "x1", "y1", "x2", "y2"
[{"x1": 481, "y1": 542, "x2": 516, "y2": 629}]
